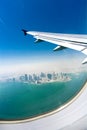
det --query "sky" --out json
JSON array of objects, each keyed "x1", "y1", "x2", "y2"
[{"x1": 0, "y1": 0, "x2": 87, "y2": 74}]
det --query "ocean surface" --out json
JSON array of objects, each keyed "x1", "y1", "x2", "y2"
[{"x1": 0, "y1": 72, "x2": 87, "y2": 121}]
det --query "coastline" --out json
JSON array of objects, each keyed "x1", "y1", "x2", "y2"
[{"x1": 0, "y1": 80, "x2": 87, "y2": 124}]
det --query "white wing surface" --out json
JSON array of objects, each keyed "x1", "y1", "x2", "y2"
[{"x1": 22, "y1": 29, "x2": 87, "y2": 64}]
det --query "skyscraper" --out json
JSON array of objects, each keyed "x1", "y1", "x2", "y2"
[
  {"x1": 47, "y1": 73, "x2": 52, "y2": 80},
  {"x1": 25, "y1": 74, "x2": 28, "y2": 81}
]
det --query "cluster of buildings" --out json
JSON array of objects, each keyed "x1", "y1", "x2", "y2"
[{"x1": 6, "y1": 72, "x2": 71, "y2": 84}]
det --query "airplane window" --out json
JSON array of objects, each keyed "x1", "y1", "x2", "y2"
[{"x1": 0, "y1": 0, "x2": 87, "y2": 123}]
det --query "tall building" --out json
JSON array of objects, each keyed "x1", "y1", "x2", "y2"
[
  {"x1": 29, "y1": 75, "x2": 32, "y2": 81},
  {"x1": 25, "y1": 74, "x2": 28, "y2": 81},
  {"x1": 19, "y1": 76, "x2": 25, "y2": 82},
  {"x1": 40, "y1": 72, "x2": 46, "y2": 78},
  {"x1": 47, "y1": 73, "x2": 52, "y2": 80},
  {"x1": 52, "y1": 72, "x2": 57, "y2": 80},
  {"x1": 33, "y1": 74, "x2": 38, "y2": 81}
]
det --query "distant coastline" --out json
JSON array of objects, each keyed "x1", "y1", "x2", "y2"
[
  {"x1": 0, "y1": 72, "x2": 72, "y2": 84},
  {"x1": 0, "y1": 72, "x2": 86, "y2": 122}
]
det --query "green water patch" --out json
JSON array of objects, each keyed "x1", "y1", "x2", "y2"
[{"x1": 0, "y1": 72, "x2": 87, "y2": 121}]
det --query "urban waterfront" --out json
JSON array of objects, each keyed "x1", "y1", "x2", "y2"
[
  {"x1": 0, "y1": 72, "x2": 87, "y2": 121},
  {"x1": 3, "y1": 72, "x2": 71, "y2": 84}
]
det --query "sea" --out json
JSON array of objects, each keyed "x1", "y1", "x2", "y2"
[{"x1": 0, "y1": 72, "x2": 87, "y2": 121}]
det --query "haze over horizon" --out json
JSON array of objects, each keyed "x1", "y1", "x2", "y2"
[{"x1": 0, "y1": 56, "x2": 87, "y2": 76}]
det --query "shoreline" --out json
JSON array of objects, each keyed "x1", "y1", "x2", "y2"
[{"x1": 0, "y1": 80, "x2": 87, "y2": 124}]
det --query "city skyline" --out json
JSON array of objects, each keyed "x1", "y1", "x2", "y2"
[
  {"x1": 1, "y1": 71, "x2": 71, "y2": 83},
  {"x1": 0, "y1": 66, "x2": 86, "y2": 82}
]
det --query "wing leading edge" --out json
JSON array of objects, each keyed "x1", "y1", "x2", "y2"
[{"x1": 22, "y1": 29, "x2": 87, "y2": 64}]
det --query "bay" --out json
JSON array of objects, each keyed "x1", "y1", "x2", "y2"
[{"x1": 0, "y1": 72, "x2": 87, "y2": 121}]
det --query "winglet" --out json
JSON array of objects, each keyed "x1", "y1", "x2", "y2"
[{"x1": 22, "y1": 29, "x2": 27, "y2": 36}]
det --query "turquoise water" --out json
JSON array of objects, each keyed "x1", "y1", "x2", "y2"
[{"x1": 0, "y1": 72, "x2": 87, "y2": 121}]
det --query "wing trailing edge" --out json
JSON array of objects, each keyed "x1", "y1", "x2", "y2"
[{"x1": 22, "y1": 29, "x2": 87, "y2": 64}]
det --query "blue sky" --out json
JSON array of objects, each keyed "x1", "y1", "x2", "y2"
[{"x1": 0, "y1": 0, "x2": 87, "y2": 71}]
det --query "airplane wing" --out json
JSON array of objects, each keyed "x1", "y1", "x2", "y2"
[{"x1": 22, "y1": 29, "x2": 87, "y2": 64}]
